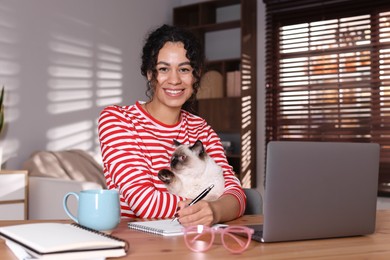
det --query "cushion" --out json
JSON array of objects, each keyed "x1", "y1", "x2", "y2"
[{"x1": 22, "y1": 150, "x2": 107, "y2": 188}]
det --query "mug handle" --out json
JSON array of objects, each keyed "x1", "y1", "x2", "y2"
[{"x1": 63, "y1": 192, "x2": 79, "y2": 223}]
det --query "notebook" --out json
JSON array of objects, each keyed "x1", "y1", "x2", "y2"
[
  {"x1": 128, "y1": 219, "x2": 184, "y2": 236},
  {"x1": 0, "y1": 223, "x2": 128, "y2": 259},
  {"x1": 250, "y1": 141, "x2": 380, "y2": 243}
]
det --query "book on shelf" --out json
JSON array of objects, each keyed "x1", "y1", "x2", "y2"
[
  {"x1": 227, "y1": 70, "x2": 241, "y2": 97},
  {"x1": 198, "y1": 70, "x2": 224, "y2": 99},
  {"x1": 128, "y1": 219, "x2": 184, "y2": 236},
  {"x1": 0, "y1": 222, "x2": 128, "y2": 259}
]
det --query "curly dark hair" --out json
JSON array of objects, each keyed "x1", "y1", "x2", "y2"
[{"x1": 141, "y1": 24, "x2": 204, "y2": 112}]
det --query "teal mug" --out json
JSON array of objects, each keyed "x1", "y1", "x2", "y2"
[{"x1": 63, "y1": 189, "x2": 120, "y2": 231}]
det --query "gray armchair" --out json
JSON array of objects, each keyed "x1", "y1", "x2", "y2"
[{"x1": 243, "y1": 188, "x2": 262, "y2": 215}]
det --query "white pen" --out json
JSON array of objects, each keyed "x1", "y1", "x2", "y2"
[{"x1": 172, "y1": 184, "x2": 214, "y2": 222}]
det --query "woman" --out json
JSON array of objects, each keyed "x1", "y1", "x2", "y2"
[{"x1": 98, "y1": 24, "x2": 246, "y2": 227}]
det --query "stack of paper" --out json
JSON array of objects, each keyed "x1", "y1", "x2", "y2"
[{"x1": 0, "y1": 223, "x2": 128, "y2": 259}]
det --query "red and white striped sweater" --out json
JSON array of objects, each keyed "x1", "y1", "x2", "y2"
[{"x1": 98, "y1": 101, "x2": 246, "y2": 219}]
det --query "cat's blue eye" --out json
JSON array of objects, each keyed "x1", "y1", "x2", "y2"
[{"x1": 180, "y1": 155, "x2": 187, "y2": 161}]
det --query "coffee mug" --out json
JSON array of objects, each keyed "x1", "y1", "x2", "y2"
[{"x1": 63, "y1": 189, "x2": 120, "y2": 231}]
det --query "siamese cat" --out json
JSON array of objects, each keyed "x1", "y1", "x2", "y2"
[{"x1": 158, "y1": 140, "x2": 225, "y2": 201}]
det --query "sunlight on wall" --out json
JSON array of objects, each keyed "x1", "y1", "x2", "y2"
[
  {"x1": 46, "y1": 120, "x2": 93, "y2": 151},
  {"x1": 0, "y1": 4, "x2": 126, "y2": 168},
  {"x1": 0, "y1": 4, "x2": 21, "y2": 163},
  {"x1": 46, "y1": 15, "x2": 123, "y2": 163},
  {"x1": 47, "y1": 33, "x2": 94, "y2": 114},
  {"x1": 96, "y1": 44, "x2": 123, "y2": 107}
]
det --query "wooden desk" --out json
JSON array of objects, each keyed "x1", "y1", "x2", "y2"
[{"x1": 1, "y1": 210, "x2": 390, "y2": 259}]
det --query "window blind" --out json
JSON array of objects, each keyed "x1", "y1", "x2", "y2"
[{"x1": 264, "y1": 0, "x2": 390, "y2": 194}]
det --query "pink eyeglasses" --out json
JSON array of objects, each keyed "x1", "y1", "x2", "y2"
[{"x1": 183, "y1": 225, "x2": 254, "y2": 254}]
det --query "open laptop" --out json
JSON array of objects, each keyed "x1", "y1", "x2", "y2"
[{"x1": 250, "y1": 141, "x2": 380, "y2": 243}]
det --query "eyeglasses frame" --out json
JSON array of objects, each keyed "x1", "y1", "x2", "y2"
[{"x1": 183, "y1": 225, "x2": 254, "y2": 254}]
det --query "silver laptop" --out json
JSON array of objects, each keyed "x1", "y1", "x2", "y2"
[{"x1": 251, "y1": 141, "x2": 380, "y2": 243}]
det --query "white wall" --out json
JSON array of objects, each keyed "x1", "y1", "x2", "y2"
[{"x1": 0, "y1": 0, "x2": 179, "y2": 169}]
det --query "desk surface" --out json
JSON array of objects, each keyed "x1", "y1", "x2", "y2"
[{"x1": 1, "y1": 210, "x2": 390, "y2": 259}]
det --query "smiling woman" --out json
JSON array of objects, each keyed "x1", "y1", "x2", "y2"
[{"x1": 97, "y1": 24, "x2": 246, "y2": 227}]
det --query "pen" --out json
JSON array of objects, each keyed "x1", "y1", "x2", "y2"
[{"x1": 172, "y1": 184, "x2": 214, "y2": 222}]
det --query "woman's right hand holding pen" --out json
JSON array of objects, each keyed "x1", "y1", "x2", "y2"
[
  {"x1": 176, "y1": 199, "x2": 216, "y2": 227},
  {"x1": 176, "y1": 193, "x2": 242, "y2": 227},
  {"x1": 173, "y1": 184, "x2": 214, "y2": 226}
]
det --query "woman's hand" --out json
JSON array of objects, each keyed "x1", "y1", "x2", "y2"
[
  {"x1": 176, "y1": 199, "x2": 215, "y2": 227},
  {"x1": 175, "y1": 194, "x2": 241, "y2": 227}
]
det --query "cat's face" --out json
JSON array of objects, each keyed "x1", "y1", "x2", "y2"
[
  {"x1": 170, "y1": 140, "x2": 207, "y2": 174},
  {"x1": 157, "y1": 139, "x2": 224, "y2": 199}
]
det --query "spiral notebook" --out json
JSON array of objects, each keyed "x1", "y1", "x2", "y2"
[
  {"x1": 128, "y1": 219, "x2": 184, "y2": 236},
  {"x1": 0, "y1": 223, "x2": 128, "y2": 259}
]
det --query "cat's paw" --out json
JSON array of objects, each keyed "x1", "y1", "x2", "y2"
[{"x1": 157, "y1": 169, "x2": 175, "y2": 184}]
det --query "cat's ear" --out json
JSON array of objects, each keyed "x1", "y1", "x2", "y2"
[
  {"x1": 191, "y1": 140, "x2": 205, "y2": 156},
  {"x1": 173, "y1": 139, "x2": 182, "y2": 147}
]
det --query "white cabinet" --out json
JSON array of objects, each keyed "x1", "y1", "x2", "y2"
[{"x1": 0, "y1": 170, "x2": 28, "y2": 220}]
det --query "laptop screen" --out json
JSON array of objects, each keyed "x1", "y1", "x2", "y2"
[{"x1": 260, "y1": 141, "x2": 380, "y2": 243}]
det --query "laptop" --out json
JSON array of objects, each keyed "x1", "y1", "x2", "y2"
[{"x1": 250, "y1": 141, "x2": 380, "y2": 243}]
